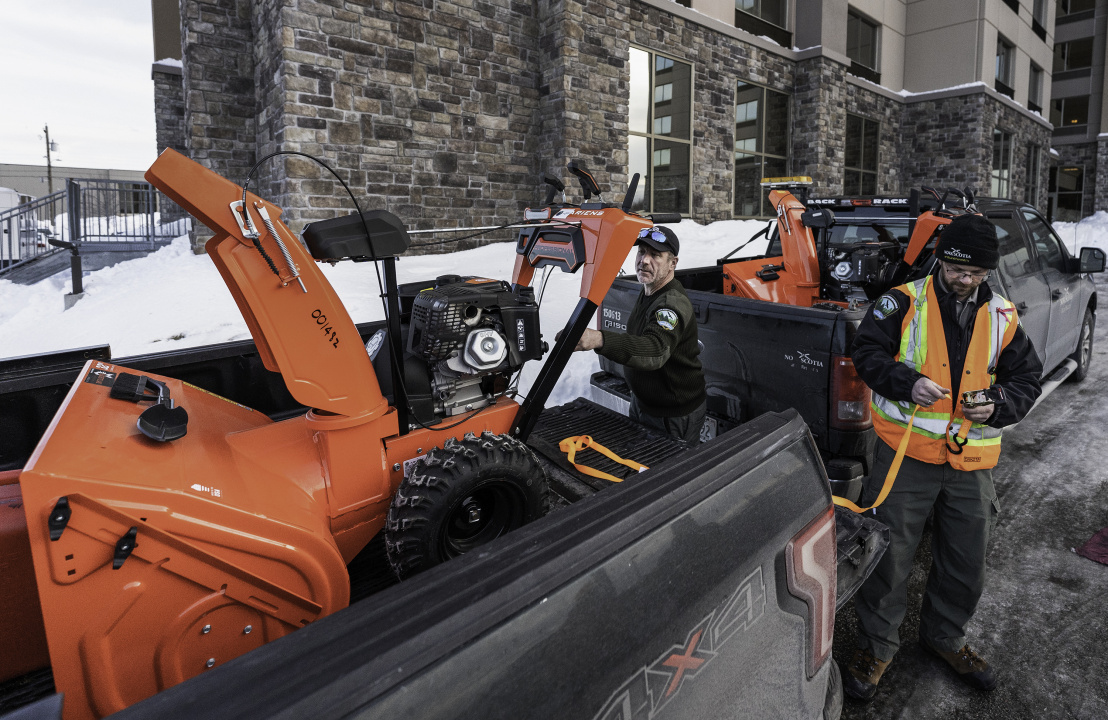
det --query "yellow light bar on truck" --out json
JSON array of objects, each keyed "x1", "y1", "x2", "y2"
[{"x1": 760, "y1": 176, "x2": 813, "y2": 187}]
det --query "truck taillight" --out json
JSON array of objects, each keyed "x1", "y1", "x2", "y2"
[
  {"x1": 830, "y1": 354, "x2": 871, "y2": 431},
  {"x1": 786, "y1": 505, "x2": 837, "y2": 678}
]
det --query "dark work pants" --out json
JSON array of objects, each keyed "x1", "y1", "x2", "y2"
[
  {"x1": 854, "y1": 438, "x2": 1000, "y2": 661},
  {"x1": 629, "y1": 396, "x2": 706, "y2": 444}
]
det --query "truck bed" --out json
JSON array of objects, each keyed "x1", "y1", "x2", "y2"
[{"x1": 0, "y1": 340, "x2": 886, "y2": 720}]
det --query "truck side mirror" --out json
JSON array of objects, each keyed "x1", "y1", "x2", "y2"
[
  {"x1": 1079, "y1": 247, "x2": 1106, "y2": 273},
  {"x1": 801, "y1": 208, "x2": 835, "y2": 229}
]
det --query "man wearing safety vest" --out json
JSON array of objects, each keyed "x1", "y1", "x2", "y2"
[{"x1": 843, "y1": 213, "x2": 1042, "y2": 700}]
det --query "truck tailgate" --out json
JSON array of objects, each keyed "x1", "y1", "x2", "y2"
[{"x1": 111, "y1": 408, "x2": 881, "y2": 720}]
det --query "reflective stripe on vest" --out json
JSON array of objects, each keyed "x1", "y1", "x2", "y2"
[{"x1": 871, "y1": 276, "x2": 1017, "y2": 469}]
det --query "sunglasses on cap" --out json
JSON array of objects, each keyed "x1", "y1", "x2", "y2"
[{"x1": 636, "y1": 228, "x2": 670, "y2": 245}]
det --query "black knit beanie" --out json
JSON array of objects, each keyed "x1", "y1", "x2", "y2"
[{"x1": 935, "y1": 214, "x2": 1000, "y2": 270}]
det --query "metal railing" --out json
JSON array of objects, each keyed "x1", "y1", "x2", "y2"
[
  {"x1": 0, "y1": 179, "x2": 191, "y2": 279},
  {"x1": 0, "y1": 190, "x2": 65, "y2": 270}
]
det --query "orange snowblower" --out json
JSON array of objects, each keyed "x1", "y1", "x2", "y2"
[
  {"x1": 8, "y1": 149, "x2": 670, "y2": 720},
  {"x1": 722, "y1": 180, "x2": 976, "y2": 307}
]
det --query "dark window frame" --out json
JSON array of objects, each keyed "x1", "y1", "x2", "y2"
[
  {"x1": 733, "y1": 80, "x2": 792, "y2": 219},
  {"x1": 1050, "y1": 95, "x2": 1091, "y2": 132},
  {"x1": 991, "y1": 129, "x2": 1013, "y2": 199},
  {"x1": 628, "y1": 47, "x2": 695, "y2": 216},
  {"x1": 1049, "y1": 165, "x2": 1086, "y2": 222},
  {"x1": 846, "y1": 9, "x2": 879, "y2": 70},
  {"x1": 734, "y1": 0, "x2": 791, "y2": 46},
  {"x1": 1025, "y1": 145, "x2": 1041, "y2": 208},
  {"x1": 995, "y1": 34, "x2": 1015, "y2": 97},
  {"x1": 1053, "y1": 37, "x2": 1095, "y2": 73},
  {"x1": 843, "y1": 113, "x2": 879, "y2": 196},
  {"x1": 1028, "y1": 63, "x2": 1043, "y2": 113}
]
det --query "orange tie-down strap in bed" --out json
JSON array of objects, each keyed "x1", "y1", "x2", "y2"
[{"x1": 559, "y1": 435, "x2": 648, "y2": 483}]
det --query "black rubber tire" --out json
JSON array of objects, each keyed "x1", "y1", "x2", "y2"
[
  {"x1": 385, "y1": 432, "x2": 548, "y2": 579},
  {"x1": 1066, "y1": 308, "x2": 1095, "y2": 383}
]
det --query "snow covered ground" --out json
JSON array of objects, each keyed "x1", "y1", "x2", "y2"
[{"x1": 1, "y1": 212, "x2": 1106, "y2": 407}]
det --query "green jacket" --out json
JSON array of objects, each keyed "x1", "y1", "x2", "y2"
[{"x1": 598, "y1": 278, "x2": 706, "y2": 418}]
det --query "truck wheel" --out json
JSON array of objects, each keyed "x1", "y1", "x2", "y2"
[
  {"x1": 1067, "y1": 308, "x2": 1095, "y2": 383},
  {"x1": 385, "y1": 432, "x2": 548, "y2": 579}
]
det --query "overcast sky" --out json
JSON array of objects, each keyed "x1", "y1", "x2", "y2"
[{"x1": 0, "y1": 1, "x2": 157, "y2": 172}]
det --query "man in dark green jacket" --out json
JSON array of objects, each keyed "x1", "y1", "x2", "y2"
[{"x1": 574, "y1": 226, "x2": 707, "y2": 443}]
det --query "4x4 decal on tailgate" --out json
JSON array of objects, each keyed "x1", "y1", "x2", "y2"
[{"x1": 593, "y1": 567, "x2": 766, "y2": 720}]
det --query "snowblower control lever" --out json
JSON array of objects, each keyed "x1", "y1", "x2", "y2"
[{"x1": 567, "y1": 159, "x2": 602, "y2": 201}]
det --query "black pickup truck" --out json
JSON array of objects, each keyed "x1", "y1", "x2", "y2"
[
  {"x1": 593, "y1": 195, "x2": 1104, "y2": 501},
  {"x1": 0, "y1": 326, "x2": 887, "y2": 720}
]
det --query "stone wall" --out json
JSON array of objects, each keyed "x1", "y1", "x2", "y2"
[
  {"x1": 152, "y1": 63, "x2": 188, "y2": 223},
  {"x1": 898, "y1": 92, "x2": 1050, "y2": 204},
  {"x1": 899, "y1": 93, "x2": 992, "y2": 193},
  {"x1": 181, "y1": 0, "x2": 257, "y2": 251},
  {"x1": 152, "y1": 66, "x2": 186, "y2": 156}
]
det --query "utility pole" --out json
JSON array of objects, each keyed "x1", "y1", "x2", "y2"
[{"x1": 44, "y1": 123, "x2": 55, "y2": 195}]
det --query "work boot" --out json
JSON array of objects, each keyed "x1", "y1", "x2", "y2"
[
  {"x1": 841, "y1": 647, "x2": 891, "y2": 701},
  {"x1": 921, "y1": 641, "x2": 998, "y2": 691}
]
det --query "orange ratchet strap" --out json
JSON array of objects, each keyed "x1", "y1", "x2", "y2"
[
  {"x1": 834, "y1": 405, "x2": 919, "y2": 514},
  {"x1": 559, "y1": 435, "x2": 648, "y2": 483}
]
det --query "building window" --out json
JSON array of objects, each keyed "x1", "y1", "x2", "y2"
[
  {"x1": 1032, "y1": 0, "x2": 1048, "y2": 38},
  {"x1": 629, "y1": 48, "x2": 693, "y2": 215},
  {"x1": 1053, "y1": 38, "x2": 1095, "y2": 73},
  {"x1": 1025, "y1": 145, "x2": 1041, "y2": 207},
  {"x1": 1050, "y1": 96, "x2": 1090, "y2": 128},
  {"x1": 844, "y1": 114, "x2": 879, "y2": 195},
  {"x1": 735, "y1": 0, "x2": 790, "y2": 46},
  {"x1": 1049, "y1": 166, "x2": 1085, "y2": 222},
  {"x1": 995, "y1": 35, "x2": 1015, "y2": 98},
  {"x1": 736, "y1": 0, "x2": 785, "y2": 27},
  {"x1": 846, "y1": 10, "x2": 880, "y2": 83},
  {"x1": 734, "y1": 81, "x2": 790, "y2": 217},
  {"x1": 1028, "y1": 64, "x2": 1043, "y2": 113},
  {"x1": 1058, "y1": 0, "x2": 1095, "y2": 17},
  {"x1": 991, "y1": 129, "x2": 1012, "y2": 198}
]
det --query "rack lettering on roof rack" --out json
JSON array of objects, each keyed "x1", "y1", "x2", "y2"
[{"x1": 808, "y1": 197, "x2": 910, "y2": 206}]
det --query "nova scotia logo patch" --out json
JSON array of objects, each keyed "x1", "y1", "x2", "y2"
[
  {"x1": 655, "y1": 308, "x2": 678, "y2": 331},
  {"x1": 874, "y1": 294, "x2": 899, "y2": 320}
]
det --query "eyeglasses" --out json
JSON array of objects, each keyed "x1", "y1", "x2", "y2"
[
  {"x1": 636, "y1": 228, "x2": 669, "y2": 245},
  {"x1": 943, "y1": 266, "x2": 989, "y2": 281}
]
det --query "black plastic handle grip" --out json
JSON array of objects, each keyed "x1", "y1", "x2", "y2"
[{"x1": 649, "y1": 213, "x2": 682, "y2": 224}]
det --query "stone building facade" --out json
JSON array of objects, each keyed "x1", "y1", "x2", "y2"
[{"x1": 154, "y1": 0, "x2": 1066, "y2": 253}]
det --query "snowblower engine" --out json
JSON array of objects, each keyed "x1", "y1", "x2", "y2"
[
  {"x1": 407, "y1": 276, "x2": 544, "y2": 416},
  {"x1": 823, "y1": 239, "x2": 901, "y2": 303}
]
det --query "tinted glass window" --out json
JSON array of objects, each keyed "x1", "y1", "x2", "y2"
[
  {"x1": 827, "y1": 222, "x2": 909, "y2": 246},
  {"x1": 989, "y1": 215, "x2": 1034, "y2": 278},
  {"x1": 1021, "y1": 210, "x2": 1067, "y2": 272}
]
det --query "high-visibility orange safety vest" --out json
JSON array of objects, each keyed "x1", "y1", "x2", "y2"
[{"x1": 870, "y1": 276, "x2": 1019, "y2": 470}]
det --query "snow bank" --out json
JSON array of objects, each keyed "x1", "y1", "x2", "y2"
[{"x1": 0, "y1": 218, "x2": 767, "y2": 406}]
